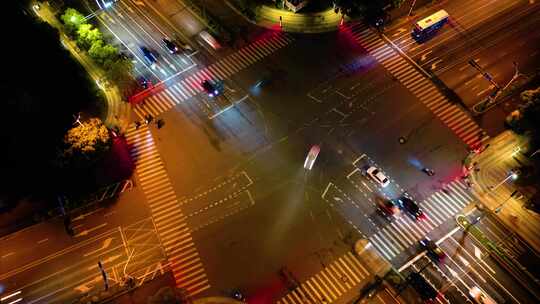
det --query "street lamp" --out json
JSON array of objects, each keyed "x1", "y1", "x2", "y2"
[
  {"x1": 489, "y1": 169, "x2": 519, "y2": 191},
  {"x1": 495, "y1": 190, "x2": 520, "y2": 214},
  {"x1": 488, "y1": 61, "x2": 525, "y2": 104}
]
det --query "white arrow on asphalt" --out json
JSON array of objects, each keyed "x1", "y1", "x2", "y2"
[
  {"x1": 83, "y1": 237, "x2": 114, "y2": 257},
  {"x1": 420, "y1": 50, "x2": 433, "y2": 61},
  {"x1": 447, "y1": 266, "x2": 459, "y2": 278},
  {"x1": 72, "y1": 208, "x2": 104, "y2": 221},
  {"x1": 458, "y1": 254, "x2": 469, "y2": 267},
  {"x1": 474, "y1": 245, "x2": 482, "y2": 259},
  {"x1": 431, "y1": 59, "x2": 443, "y2": 71},
  {"x1": 392, "y1": 28, "x2": 407, "y2": 37},
  {"x1": 75, "y1": 223, "x2": 108, "y2": 237}
]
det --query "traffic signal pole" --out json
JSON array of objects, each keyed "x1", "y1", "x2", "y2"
[{"x1": 98, "y1": 261, "x2": 109, "y2": 291}]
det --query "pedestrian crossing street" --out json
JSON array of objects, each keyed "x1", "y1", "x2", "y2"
[
  {"x1": 133, "y1": 32, "x2": 294, "y2": 120},
  {"x1": 277, "y1": 252, "x2": 370, "y2": 304},
  {"x1": 125, "y1": 126, "x2": 210, "y2": 296},
  {"x1": 344, "y1": 23, "x2": 489, "y2": 149},
  {"x1": 367, "y1": 179, "x2": 474, "y2": 261}
]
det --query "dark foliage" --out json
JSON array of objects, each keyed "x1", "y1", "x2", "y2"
[{"x1": 0, "y1": 2, "x2": 102, "y2": 211}]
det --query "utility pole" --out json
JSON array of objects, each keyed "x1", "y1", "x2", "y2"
[
  {"x1": 468, "y1": 59, "x2": 500, "y2": 90},
  {"x1": 495, "y1": 190, "x2": 520, "y2": 213},
  {"x1": 98, "y1": 261, "x2": 109, "y2": 291},
  {"x1": 408, "y1": 0, "x2": 418, "y2": 16}
]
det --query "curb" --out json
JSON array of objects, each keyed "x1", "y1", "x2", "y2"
[{"x1": 253, "y1": 5, "x2": 346, "y2": 33}]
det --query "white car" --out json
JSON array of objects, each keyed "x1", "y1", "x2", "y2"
[
  {"x1": 304, "y1": 145, "x2": 320, "y2": 170},
  {"x1": 366, "y1": 166, "x2": 390, "y2": 187},
  {"x1": 469, "y1": 287, "x2": 496, "y2": 304}
]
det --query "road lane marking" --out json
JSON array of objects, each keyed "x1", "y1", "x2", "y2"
[
  {"x1": 37, "y1": 238, "x2": 49, "y2": 244},
  {"x1": 346, "y1": 168, "x2": 359, "y2": 178},
  {"x1": 75, "y1": 223, "x2": 108, "y2": 237},
  {"x1": 0, "y1": 290, "x2": 21, "y2": 301},
  {"x1": 83, "y1": 237, "x2": 114, "y2": 257}
]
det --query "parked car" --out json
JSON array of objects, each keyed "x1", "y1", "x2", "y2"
[{"x1": 366, "y1": 166, "x2": 390, "y2": 187}]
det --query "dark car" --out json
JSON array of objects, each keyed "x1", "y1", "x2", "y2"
[
  {"x1": 419, "y1": 238, "x2": 446, "y2": 263},
  {"x1": 137, "y1": 76, "x2": 152, "y2": 89},
  {"x1": 140, "y1": 46, "x2": 157, "y2": 66},
  {"x1": 201, "y1": 79, "x2": 223, "y2": 97},
  {"x1": 162, "y1": 38, "x2": 179, "y2": 54},
  {"x1": 376, "y1": 198, "x2": 400, "y2": 219},
  {"x1": 397, "y1": 196, "x2": 425, "y2": 220}
]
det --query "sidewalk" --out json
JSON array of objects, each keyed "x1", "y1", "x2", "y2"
[
  {"x1": 34, "y1": 1, "x2": 131, "y2": 132},
  {"x1": 226, "y1": 1, "x2": 346, "y2": 33},
  {"x1": 467, "y1": 130, "x2": 540, "y2": 253}
]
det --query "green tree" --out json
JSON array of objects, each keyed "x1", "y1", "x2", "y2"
[
  {"x1": 59, "y1": 118, "x2": 111, "y2": 168},
  {"x1": 391, "y1": 0, "x2": 406, "y2": 8},
  {"x1": 520, "y1": 86, "x2": 540, "y2": 108},
  {"x1": 88, "y1": 39, "x2": 118, "y2": 66},
  {"x1": 104, "y1": 58, "x2": 135, "y2": 96},
  {"x1": 76, "y1": 23, "x2": 102, "y2": 51},
  {"x1": 60, "y1": 8, "x2": 86, "y2": 37}
]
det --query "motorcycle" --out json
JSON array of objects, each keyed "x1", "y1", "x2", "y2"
[{"x1": 422, "y1": 168, "x2": 435, "y2": 176}]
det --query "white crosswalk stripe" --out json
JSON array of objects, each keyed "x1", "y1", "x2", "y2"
[
  {"x1": 276, "y1": 252, "x2": 370, "y2": 303},
  {"x1": 345, "y1": 23, "x2": 489, "y2": 149},
  {"x1": 125, "y1": 126, "x2": 210, "y2": 296},
  {"x1": 363, "y1": 179, "x2": 474, "y2": 262},
  {"x1": 133, "y1": 32, "x2": 294, "y2": 120}
]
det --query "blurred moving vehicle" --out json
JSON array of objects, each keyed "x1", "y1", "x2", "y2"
[
  {"x1": 201, "y1": 79, "x2": 223, "y2": 97},
  {"x1": 411, "y1": 10, "x2": 449, "y2": 42},
  {"x1": 376, "y1": 198, "x2": 400, "y2": 219},
  {"x1": 198, "y1": 30, "x2": 221, "y2": 50},
  {"x1": 419, "y1": 238, "x2": 446, "y2": 263},
  {"x1": 397, "y1": 196, "x2": 425, "y2": 220},
  {"x1": 162, "y1": 38, "x2": 179, "y2": 54},
  {"x1": 469, "y1": 286, "x2": 497, "y2": 304},
  {"x1": 137, "y1": 76, "x2": 150, "y2": 89},
  {"x1": 304, "y1": 145, "x2": 320, "y2": 170},
  {"x1": 366, "y1": 166, "x2": 390, "y2": 187},
  {"x1": 140, "y1": 46, "x2": 157, "y2": 66}
]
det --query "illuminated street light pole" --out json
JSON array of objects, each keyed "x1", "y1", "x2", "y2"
[
  {"x1": 489, "y1": 169, "x2": 519, "y2": 191},
  {"x1": 495, "y1": 190, "x2": 520, "y2": 214},
  {"x1": 489, "y1": 61, "x2": 525, "y2": 104},
  {"x1": 408, "y1": 0, "x2": 418, "y2": 16},
  {"x1": 71, "y1": 0, "x2": 116, "y2": 23},
  {"x1": 73, "y1": 112, "x2": 82, "y2": 126}
]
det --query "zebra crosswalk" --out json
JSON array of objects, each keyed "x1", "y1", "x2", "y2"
[
  {"x1": 344, "y1": 23, "x2": 489, "y2": 149},
  {"x1": 133, "y1": 32, "x2": 294, "y2": 120},
  {"x1": 125, "y1": 126, "x2": 210, "y2": 296},
  {"x1": 277, "y1": 252, "x2": 370, "y2": 304},
  {"x1": 367, "y1": 179, "x2": 474, "y2": 261}
]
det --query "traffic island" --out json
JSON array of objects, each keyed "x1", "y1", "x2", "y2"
[{"x1": 253, "y1": 5, "x2": 346, "y2": 33}]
